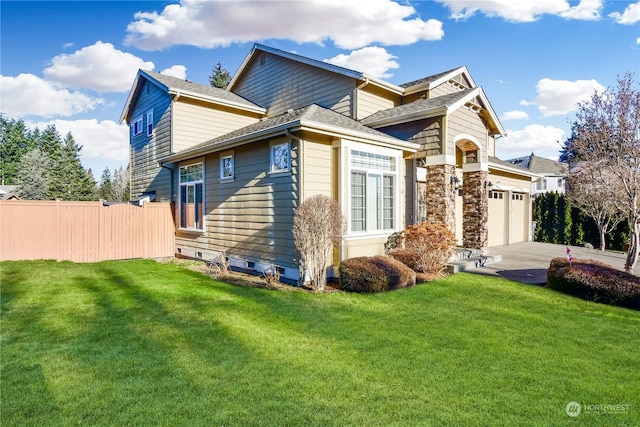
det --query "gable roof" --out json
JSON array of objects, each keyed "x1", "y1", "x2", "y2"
[
  {"x1": 161, "y1": 104, "x2": 419, "y2": 164},
  {"x1": 506, "y1": 154, "x2": 568, "y2": 176},
  {"x1": 489, "y1": 156, "x2": 541, "y2": 179},
  {"x1": 361, "y1": 87, "x2": 506, "y2": 136},
  {"x1": 401, "y1": 66, "x2": 477, "y2": 95},
  {"x1": 120, "y1": 70, "x2": 265, "y2": 123},
  {"x1": 228, "y1": 43, "x2": 405, "y2": 96}
]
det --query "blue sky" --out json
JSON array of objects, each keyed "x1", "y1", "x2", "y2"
[{"x1": 1, "y1": 0, "x2": 639, "y2": 175}]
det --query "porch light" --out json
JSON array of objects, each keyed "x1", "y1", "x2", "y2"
[
  {"x1": 484, "y1": 181, "x2": 493, "y2": 189},
  {"x1": 450, "y1": 175, "x2": 460, "y2": 186}
]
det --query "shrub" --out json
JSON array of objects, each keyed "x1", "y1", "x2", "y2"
[
  {"x1": 387, "y1": 222, "x2": 456, "y2": 274},
  {"x1": 339, "y1": 256, "x2": 416, "y2": 293},
  {"x1": 292, "y1": 195, "x2": 346, "y2": 292},
  {"x1": 547, "y1": 258, "x2": 640, "y2": 310}
]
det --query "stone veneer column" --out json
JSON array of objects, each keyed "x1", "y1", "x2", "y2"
[
  {"x1": 462, "y1": 170, "x2": 488, "y2": 253},
  {"x1": 425, "y1": 164, "x2": 456, "y2": 232}
]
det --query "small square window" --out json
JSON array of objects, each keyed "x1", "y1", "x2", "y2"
[
  {"x1": 221, "y1": 155, "x2": 234, "y2": 179},
  {"x1": 146, "y1": 111, "x2": 153, "y2": 136},
  {"x1": 132, "y1": 116, "x2": 143, "y2": 136},
  {"x1": 271, "y1": 142, "x2": 290, "y2": 173}
]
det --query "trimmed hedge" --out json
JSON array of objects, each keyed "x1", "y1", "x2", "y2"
[
  {"x1": 386, "y1": 222, "x2": 456, "y2": 274},
  {"x1": 339, "y1": 256, "x2": 416, "y2": 293},
  {"x1": 547, "y1": 258, "x2": 640, "y2": 310}
]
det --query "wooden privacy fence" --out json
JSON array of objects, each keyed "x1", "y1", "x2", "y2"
[{"x1": 0, "y1": 200, "x2": 176, "y2": 263}]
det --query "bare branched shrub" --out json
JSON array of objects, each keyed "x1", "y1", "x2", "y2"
[
  {"x1": 208, "y1": 251, "x2": 230, "y2": 276},
  {"x1": 292, "y1": 195, "x2": 346, "y2": 292},
  {"x1": 388, "y1": 222, "x2": 456, "y2": 274},
  {"x1": 262, "y1": 264, "x2": 281, "y2": 289}
]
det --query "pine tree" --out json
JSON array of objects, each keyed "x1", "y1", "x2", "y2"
[
  {"x1": 209, "y1": 61, "x2": 231, "y2": 89},
  {"x1": 0, "y1": 114, "x2": 36, "y2": 185},
  {"x1": 15, "y1": 148, "x2": 50, "y2": 200},
  {"x1": 46, "y1": 133, "x2": 96, "y2": 201},
  {"x1": 37, "y1": 124, "x2": 63, "y2": 160}
]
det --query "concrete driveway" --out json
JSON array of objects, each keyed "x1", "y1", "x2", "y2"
[{"x1": 471, "y1": 242, "x2": 634, "y2": 285}]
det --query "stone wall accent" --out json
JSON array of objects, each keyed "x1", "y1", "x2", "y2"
[
  {"x1": 425, "y1": 164, "x2": 456, "y2": 232},
  {"x1": 462, "y1": 170, "x2": 488, "y2": 252}
]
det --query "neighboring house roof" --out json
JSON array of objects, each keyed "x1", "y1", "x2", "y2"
[
  {"x1": 0, "y1": 186, "x2": 20, "y2": 200},
  {"x1": 506, "y1": 153, "x2": 568, "y2": 176},
  {"x1": 120, "y1": 70, "x2": 266, "y2": 123},
  {"x1": 228, "y1": 43, "x2": 405, "y2": 95},
  {"x1": 400, "y1": 66, "x2": 477, "y2": 95},
  {"x1": 361, "y1": 87, "x2": 506, "y2": 136},
  {"x1": 489, "y1": 156, "x2": 542, "y2": 180},
  {"x1": 161, "y1": 104, "x2": 419, "y2": 164}
]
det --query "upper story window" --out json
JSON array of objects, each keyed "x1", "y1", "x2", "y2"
[
  {"x1": 535, "y1": 179, "x2": 547, "y2": 191},
  {"x1": 179, "y1": 163, "x2": 204, "y2": 230},
  {"x1": 132, "y1": 116, "x2": 143, "y2": 136},
  {"x1": 350, "y1": 149, "x2": 397, "y2": 233},
  {"x1": 557, "y1": 178, "x2": 564, "y2": 188},
  {"x1": 271, "y1": 142, "x2": 290, "y2": 173},
  {"x1": 146, "y1": 110, "x2": 153, "y2": 136}
]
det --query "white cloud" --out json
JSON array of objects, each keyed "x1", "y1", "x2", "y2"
[
  {"x1": 43, "y1": 41, "x2": 154, "y2": 92},
  {"x1": 438, "y1": 0, "x2": 601, "y2": 22},
  {"x1": 28, "y1": 119, "x2": 130, "y2": 168},
  {"x1": 501, "y1": 110, "x2": 529, "y2": 121},
  {"x1": 499, "y1": 124, "x2": 566, "y2": 159},
  {"x1": 637, "y1": 37, "x2": 640, "y2": 45},
  {"x1": 160, "y1": 65, "x2": 187, "y2": 80},
  {"x1": 0, "y1": 73, "x2": 106, "y2": 118},
  {"x1": 609, "y1": 1, "x2": 640, "y2": 24},
  {"x1": 125, "y1": 0, "x2": 444, "y2": 51},
  {"x1": 527, "y1": 78, "x2": 605, "y2": 117},
  {"x1": 324, "y1": 47, "x2": 399, "y2": 79}
]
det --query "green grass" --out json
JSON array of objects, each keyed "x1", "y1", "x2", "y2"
[{"x1": 1, "y1": 259, "x2": 639, "y2": 426}]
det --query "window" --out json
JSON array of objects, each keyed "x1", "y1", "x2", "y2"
[
  {"x1": 271, "y1": 142, "x2": 290, "y2": 173},
  {"x1": 146, "y1": 110, "x2": 153, "y2": 136},
  {"x1": 489, "y1": 191, "x2": 503, "y2": 199},
  {"x1": 557, "y1": 178, "x2": 564, "y2": 188},
  {"x1": 350, "y1": 149, "x2": 396, "y2": 233},
  {"x1": 220, "y1": 155, "x2": 234, "y2": 180},
  {"x1": 179, "y1": 163, "x2": 204, "y2": 230},
  {"x1": 132, "y1": 116, "x2": 143, "y2": 136},
  {"x1": 512, "y1": 193, "x2": 524, "y2": 201},
  {"x1": 536, "y1": 179, "x2": 547, "y2": 191}
]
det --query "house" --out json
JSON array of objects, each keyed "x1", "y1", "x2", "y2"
[
  {"x1": 121, "y1": 44, "x2": 538, "y2": 283},
  {"x1": 506, "y1": 153, "x2": 568, "y2": 196}
]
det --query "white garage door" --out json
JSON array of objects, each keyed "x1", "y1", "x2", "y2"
[{"x1": 488, "y1": 190, "x2": 507, "y2": 247}]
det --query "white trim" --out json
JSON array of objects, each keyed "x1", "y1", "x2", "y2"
[
  {"x1": 146, "y1": 110, "x2": 154, "y2": 137},
  {"x1": 269, "y1": 140, "x2": 291, "y2": 174},
  {"x1": 454, "y1": 133, "x2": 482, "y2": 151},
  {"x1": 132, "y1": 115, "x2": 143, "y2": 136},
  {"x1": 422, "y1": 154, "x2": 456, "y2": 167},
  {"x1": 462, "y1": 162, "x2": 489, "y2": 172},
  {"x1": 178, "y1": 161, "x2": 205, "y2": 231}
]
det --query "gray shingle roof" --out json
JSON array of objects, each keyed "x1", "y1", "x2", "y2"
[
  {"x1": 142, "y1": 70, "x2": 263, "y2": 110},
  {"x1": 172, "y1": 104, "x2": 407, "y2": 158},
  {"x1": 399, "y1": 67, "x2": 464, "y2": 89},
  {"x1": 361, "y1": 89, "x2": 475, "y2": 126},
  {"x1": 506, "y1": 154, "x2": 568, "y2": 175}
]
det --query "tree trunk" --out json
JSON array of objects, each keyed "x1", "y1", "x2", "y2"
[
  {"x1": 598, "y1": 224, "x2": 606, "y2": 251},
  {"x1": 624, "y1": 222, "x2": 639, "y2": 273}
]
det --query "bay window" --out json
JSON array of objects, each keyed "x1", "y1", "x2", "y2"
[
  {"x1": 179, "y1": 163, "x2": 204, "y2": 230},
  {"x1": 350, "y1": 150, "x2": 396, "y2": 233}
]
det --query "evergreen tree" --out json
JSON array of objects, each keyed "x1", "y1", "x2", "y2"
[
  {"x1": 98, "y1": 167, "x2": 113, "y2": 200},
  {"x1": 15, "y1": 148, "x2": 50, "y2": 200},
  {"x1": 0, "y1": 114, "x2": 36, "y2": 185},
  {"x1": 37, "y1": 124, "x2": 63, "y2": 160},
  {"x1": 209, "y1": 61, "x2": 231, "y2": 89},
  {"x1": 46, "y1": 133, "x2": 97, "y2": 201}
]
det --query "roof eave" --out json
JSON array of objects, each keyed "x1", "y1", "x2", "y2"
[
  {"x1": 167, "y1": 88, "x2": 266, "y2": 114},
  {"x1": 364, "y1": 107, "x2": 447, "y2": 129}
]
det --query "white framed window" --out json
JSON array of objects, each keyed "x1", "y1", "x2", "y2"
[
  {"x1": 179, "y1": 163, "x2": 204, "y2": 230},
  {"x1": 146, "y1": 110, "x2": 153, "y2": 136},
  {"x1": 220, "y1": 152, "x2": 234, "y2": 180},
  {"x1": 270, "y1": 142, "x2": 290, "y2": 173},
  {"x1": 557, "y1": 178, "x2": 564, "y2": 188},
  {"x1": 536, "y1": 179, "x2": 547, "y2": 191},
  {"x1": 349, "y1": 149, "x2": 397, "y2": 233},
  {"x1": 132, "y1": 116, "x2": 143, "y2": 136}
]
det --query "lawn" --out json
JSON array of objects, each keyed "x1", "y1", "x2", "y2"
[{"x1": 1, "y1": 259, "x2": 639, "y2": 426}]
